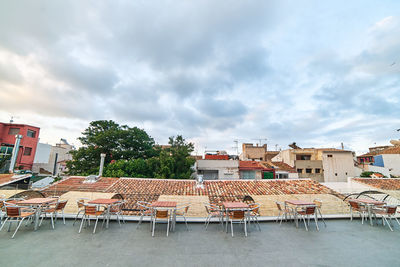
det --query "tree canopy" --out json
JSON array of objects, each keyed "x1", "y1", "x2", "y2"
[{"x1": 67, "y1": 120, "x2": 195, "y2": 179}]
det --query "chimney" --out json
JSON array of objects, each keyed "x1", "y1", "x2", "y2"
[
  {"x1": 9, "y1": 134, "x2": 23, "y2": 173},
  {"x1": 341, "y1": 143, "x2": 344, "y2": 150},
  {"x1": 99, "y1": 153, "x2": 106, "y2": 177}
]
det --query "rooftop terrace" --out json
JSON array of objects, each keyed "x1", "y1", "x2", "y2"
[{"x1": 0, "y1": 219, "x2": 399, "y2": 266}]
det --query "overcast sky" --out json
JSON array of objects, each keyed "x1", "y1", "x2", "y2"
[{"x1": 0, "y1": 0, "x2": 399, "y2": 155}]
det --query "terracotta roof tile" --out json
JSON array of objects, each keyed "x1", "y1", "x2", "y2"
[{"x1": 354, "y1": 178, "x2": 400, "y2": 190}]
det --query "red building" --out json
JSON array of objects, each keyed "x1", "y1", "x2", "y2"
[{"x1": 0, "y1": 122, "x2": 40, "y2": 170}]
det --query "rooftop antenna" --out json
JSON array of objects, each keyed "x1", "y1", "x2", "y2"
[
  {"x1": 232, "y1": 139, "x2": 239, "y2": 155},
  {"x1": 275, "y1": 144, "x2": 279, "y2": 151},
  {"x1": 9, "y1": 116, "x2": 19, "y2": 123},
  {"x1": 252, "y1": 138, "x2": 268, "y2": 146}
]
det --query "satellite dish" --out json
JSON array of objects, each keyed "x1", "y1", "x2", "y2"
[{"x1": 390, "y1": 140, "x2": 400, "y2": 146}]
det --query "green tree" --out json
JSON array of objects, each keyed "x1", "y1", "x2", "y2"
[
  {"x1": 155, "y1": 135, "x2": 195, "y2": 179},
  {"x1": 67, "y1": 120, "x2": 156, "y2": 175}
]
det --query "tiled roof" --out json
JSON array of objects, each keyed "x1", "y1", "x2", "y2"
[
  {"x1": 41, "y1": 177, "x2": 119, "y2": 196},
  {"x1": 239, "y1": 161, "x2": 269, "y2": 170},
  {"x1": 42, "y1": 176, "x2": 343, "y2": 215},
  {"x1": 353, "y1": 178, "x2": 400, "y2": 190},
  {"x1": 379, "y1": 146, "x2": 400, "y2": 154},
  {"x1": 264, "y1": 161, "x2": 296, "y2": 173},
  {"x1": 0, "y1": 174, "x2": 14, "y2": 186},
  {"x1": 0, "y1": 174, "x2": 31, "y2": 187}
]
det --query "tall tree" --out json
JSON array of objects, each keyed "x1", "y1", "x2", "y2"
[
  {"x1": 155, "y1": 135, "x2": 195, "y2": 179},
  {"x1": 67, "y1": 120, "x2": 156, "y2": 175}
]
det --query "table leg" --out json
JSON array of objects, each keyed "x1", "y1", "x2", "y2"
[
  {"x1": 368, "y1": 205, "x2": 373, "y2": 226},
  {"x1": 225, "y1": 208, "x2": 229, "y2": 233},
  {"x1": 34, "y1": 206, "x2": 40, "y2": 231},
  {"x1": 106, "y1": 205, "x2": 110, "y2": 229}
]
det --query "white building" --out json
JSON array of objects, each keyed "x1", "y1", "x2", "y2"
[
  {"x1": 196, "y1": 159, "x2": 239, "y2": 180},
  {"x1": 33, "y1": 139, "x2": 74, "y2": 176}
]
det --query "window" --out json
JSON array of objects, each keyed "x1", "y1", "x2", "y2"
[
  {"x1": 296, "y1": 154, "x2": 311, "y2": 160},
  {"x1": 315, "y1": 168, "x2": 321, "y2": 173},
  {"x1": 27, "y1": 130, "x2": 36, "y2": 138},
  {"x1": 335, "y1": 173, "x2": 338, "y2": 176},
  {"x1": 241, "y1": 171, "x2": 256, "y2": 179},
  {"x1": 276, "y1": 173, "x2": 289, "y2": 179},
  {"x1": 8, "y1": 128, "x2": 20, "y2": 135},
  {"x1": 0, "y1": 146, "x2": 14, "y2": 158},
  {"x1": 327, "y1": 154, "x2": 333, "y2": 158},
  {"x1": 306, "y1": 168, "x2": 312, "y2": 173},
  {"x1": 24, "y1": 147, "x2": 32, "y2": 156},
  {"x1": 297, "y1": 168, "x2": 303, "y2": 174}
]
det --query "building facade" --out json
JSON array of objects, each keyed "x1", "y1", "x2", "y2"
[
  {"x1": 196, "y1": 159, "x2": 239, "y2": 180},
  {"x1": 0, "y1": 122, "x2": 40, "y2": 171}
]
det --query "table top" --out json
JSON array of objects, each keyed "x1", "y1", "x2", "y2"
[
  {"x1": 151, "y1": 201, "x2": 177, "y2": 208},
  {"x1": 222, "y1": 202, "x2": 249, "y2": 209},
  {"x1": 88, "y1": 199, "x2": 120, "y2": 205},
  {"x1": 352, "y1": 199, "x2": 385, "y2": 205},
  {"x1": 285, "y1": 200, "x2": 315, "y2": 206},
  {"x1": 17, "y1": 198, "x2": 57, "y2": 205}
]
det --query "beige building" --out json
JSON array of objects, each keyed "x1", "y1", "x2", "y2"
[{"x1": 273, "y1": 148, "x2": 355, "y2": 182}]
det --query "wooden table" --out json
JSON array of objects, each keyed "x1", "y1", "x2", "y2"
[
  {"x1": 222, "y1": 202, "x2": 249, "y2": 232},
  {"x1": 353, "y1": 199, "x2": 385, "y2": 225},
  {"x1": 17, "y1": 198, "x2": 57, "y2": 231},
  {"x1": 88, "y1": 199, "x2": 120, "y2": 228},
  {"x1": 285, "y1": 200, "x2": 315, "y2": 228}
]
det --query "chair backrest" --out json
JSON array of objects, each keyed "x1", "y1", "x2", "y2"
[
  {"x1": 5, "y1": 206, "x2": 21, "y2": 217},
  {"x1": 232, "y1": 210, "x2": 245, "y2": 219},
  {"x1": 313, "y1": 199, "x2": 322, "y2": 208},
  {"x1": 304, "y1": 206, "x2": 316, "y2": 215},
  {"x1": 250, "y1": 203, "x2": 260, "y2": 214},
  {"x1": 84, "y1": 204, "x2": 98, "y2": 215},
  {"x1": 349, "y1": 200, "x2": 360, "y2": 210},
  {"x1": 77, "y1": 198, "x2": 88, "y2": 208},
  {"x1": 56, "y1": 200, "x2": 68, "y2": 211},
  {"x1": 275, "y1": 201, "x2": 283, "y2": 211},
  {"x1": 155, "y1": 209, "x2": 169, "y2": 219},
  {"x1": 137, "y1": 201, "x2": 151, "y2": 211},
  {"x1": 110, "y1": 202, "x2": 123, "y2": 212},
  {"x1": 386, "y1": 206, "x2": 397, "y2": 215}
]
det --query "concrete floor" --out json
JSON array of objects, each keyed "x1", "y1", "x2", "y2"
[{"x1": 0, "y1": 218, "x2": 399, "y2": 267}]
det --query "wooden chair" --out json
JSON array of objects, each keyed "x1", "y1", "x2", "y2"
[
  {"x1": 313, "y1": 199, "x2": 326, "y2": 227},
  {"x1": 275, "y1": 201, "x2": 293, "y2": 224},
  {"x1": 229, "y1": 209, "x2": 247, "y2": 237},
  {"x1": 73, "y1": 198, "x2": 89, "y2": 226},
  {"x1": 348, "y1": 200, "x2": 368, "y2": 224},
  {"x1": 39, "y1": 200, "x2": 68, "y2": 229},
  {"x1": 136, "y1": 201, "x2": 153, "y2": 229},
  {"x1": 247, "y1": 203, "x2": 261, "y2": 231},
  {"x1": 104, "y1": 201, "x2": 125, "y2": 227},
  {"x1": 175, "y1": 204, "x2": 190, "y2": 231},
  {"x1": 372, "y1": 205, "x2": 400, "y2": 231},
  {"x1": 296, "y1": 205, "x2": 319, "y2": 231},
  {"x1": 0, "y1": 205, "x2": 35, "y2": 238},
  {"x1": 204, "y1": 203, "x2": 224, "y2": 230},
  {"x1": 152, "y1": 209, "x2": 171, "y2": 237},
  {"x1": 78, "y1": 204, "x2": 104, "y2": 234}
]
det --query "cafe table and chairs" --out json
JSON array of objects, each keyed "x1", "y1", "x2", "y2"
[
  {"x1": 151, "y1": 201, "x2": 177, "y2": 231},
  {"x1": 284, "y1": 200, "x2": 315, "y2": 228},
  {"x1": 222, "y1": 201, "x2": 249, "y2": 233},
  {"x1": 352, "y1": 199, "x2": 385, "y2": 226},
  {"x1": 88, "y1": 198, "x2": 120, "y2": 229},
  {"x1": 0, "y1": 203, "x2": 35, "y2": 238},
  {"x1": 16, "y1": 198, "x2": 57, "y2": 231}
]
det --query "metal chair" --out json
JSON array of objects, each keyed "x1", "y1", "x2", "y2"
[
  {"x1": 73, "y1": 198, "x2": 90, "y2": 226},
  {"x1": 228, "y1": 209, "x2": 248, "y2": 237},
  {"x1": 175, "y1": 203, "x2": 190, "y2": 231},
  {"x1": 39, "y1": 200, "x2": 68, "y2": 229},
  {"x1": 152, "y1": 209, "x2": 171, "y2": 237},
  {"x1": 275, "y1": 201, "x2": 293, "y2": 224},
  {"x1": 78, "y1": 204, "x2": 104, "y2": 234},
  {"x1": 136, "y1": 201, "x2": 153, "y2": 229},
  {"x1": 104, "y1": 201, "x2": 125, "y2": 227},
  {"x1": 0, "y1": 204, "x2": 35, "y2": 238},
  {"x1": 348, "y1": 200, "x2": 368, "y2": 224},
  {"x1": 296, "y1": 205, "x2": 319, "y2": 231},
  {"x1": 313, "y1": 199, "x2": 327, "y2": 227},
  {"x1": 372, "y1": 205, "x2": 400, "y2": 231},
  {"x1": 247, "y1": 203, "x2": 261, "y2": 231},
  {"x1": 204, "y1": 203, "x2": 224, "y2": 230}
]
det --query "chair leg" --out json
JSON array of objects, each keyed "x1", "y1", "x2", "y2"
[
  {"x1": 79, "y1": 216, "x2": 85, "y2": 233},
  {"x1": 62, "y1": 211, "x2": 65, "y2": 225},
  {"x1": 152, "y1": 218, "x2": 156, "y2": 237},
  {"x1": 73, "y1": 210, "x2": 82, "y2": 226},
  {"x1": 383, "y1": 217, "x2": 393, "y2": 231},
  {"x1": 315, "y1": 214, "x2": 319, "y2": 231},
  {"x1": 93, "y1": 217, "x2": 99, "y2": 234},
  {"x1": 0, "y1": 217, "x2": 9, "y2": 231},
  {"x1": 8, "y1": 220, "x2": 13, "y2": 232},
  {"x1": 302, "y1": 216, "x2": 308, "y2": 231},
  {"x1": 12, "y1": 218, "x2": 25, "y2": 239},
  {"x1": 231, "y1": 220, "x2": 234, "y2": 237},
  {"x1": 255, "y1": 216, "x2": 261, "y2": 231},
  {"x1": 244, "y1": 219, "x2": 247, "y2": 237},
  {"x1": 166, "y1": 219, "x2": 169, "y2": 237},
  {"x1": 39, "y1": 213, "x2": 45, "y2": 227},
  {"x1": 51, "y1": 213, "x2": 54, "y2": 229},
  {"x1": 137, "y1": 214, "x2": 144, "y2": 229}
]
